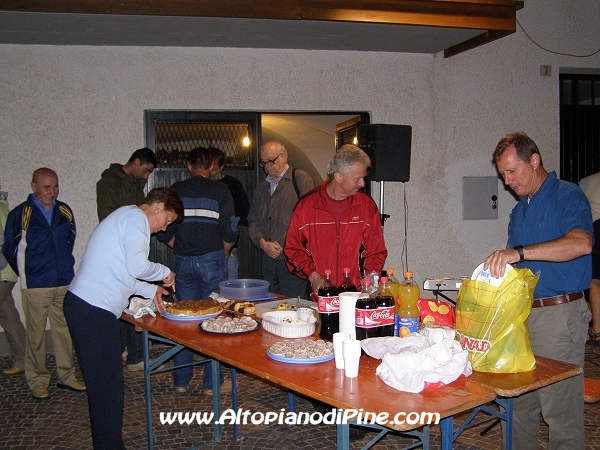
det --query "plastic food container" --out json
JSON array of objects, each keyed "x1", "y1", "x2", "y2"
[
  {"x1": 219, "y1": 279, "x2": 270, "y2": 300},
  {"x1": 255, "y1": 298, "x2": 318, "y2": 318},
  {"x1": 261, "y1": 310, "x2": 317, "y2": 338}
]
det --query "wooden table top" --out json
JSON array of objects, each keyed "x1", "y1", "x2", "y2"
[
  {"x1": 468, "y1": 356, "x2": 582, "y2": 397},
  {"x1": 122, "y1": 311, "x2": 496, "y2": 432}
]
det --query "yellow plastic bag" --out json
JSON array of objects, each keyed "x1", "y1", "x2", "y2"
[{"x1": 455, "y1": 267, "x2": 538, "y2": 373}]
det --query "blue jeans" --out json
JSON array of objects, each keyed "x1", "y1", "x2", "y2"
[{"x1": 172, "y1": 250, "x2": 227, "y2": 389}]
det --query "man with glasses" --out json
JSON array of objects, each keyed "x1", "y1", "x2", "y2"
[{"x1": 248, "y1": 141, "x2": 314, "y2": 298}]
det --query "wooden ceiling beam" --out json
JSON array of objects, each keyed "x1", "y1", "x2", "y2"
[{"x1": 0, "y1": 0, "x2": 524, "y2": 56}]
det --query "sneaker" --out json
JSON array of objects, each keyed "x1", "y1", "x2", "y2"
[
  {"x1": 204, "y1": 379, "x2": 232, "y2": 396},
  {"x1": 175, "y1": 385, "x2": 187, "y2": 393},
  {"x1": 126, "y1": 361, "x2": 145, "y2": 372},
  {"x1": 2, "y1": 366, "x2": 25, "y2": 375},
  {"x1": 32, "y1": 387, "x2": 50, "y2": 399}
]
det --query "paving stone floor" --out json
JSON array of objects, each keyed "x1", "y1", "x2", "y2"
[{"x1": 2, "y1": 343, "x2": 600, "y2": 450}]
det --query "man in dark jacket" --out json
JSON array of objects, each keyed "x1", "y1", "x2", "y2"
[
  {"x1": 96, "y1": 147, "x2": 157, "y2": 372},
  {"x1": 96, "y1": 147, "x2": 157, "y2": 222},
  {"x1": 209, "y1": 147, "x2": 250, "y2": 279},
  {"x1": 3, "y1": 168, "x2": 85, "y2": 399},
  {"x1": 157, "y1": 147, "x2": 238, "y2": 394}
]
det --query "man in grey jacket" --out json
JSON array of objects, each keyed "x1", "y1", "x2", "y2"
[{"x1": 248, "y1": 141, "x2": 313, "y2": 298}]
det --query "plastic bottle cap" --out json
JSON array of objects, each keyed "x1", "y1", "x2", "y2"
[
  {"x1": 380, "y1": 277, "x2": 388, "y2": 283},
  {"x1": 363, "y1": 279, "x2": 371, "y2": 286},
  {"x1": 405, "y1": 271, "x2": 413, "y2": 277},
  {"x1": 343, "y1": 267, "x2": 350, "y2": 272},
  {"x1": 386, "y1": 268, "x2": 394, "y2": 274},
  {"x1": 324, "y1": 269, "x2": 332, "y2": 275}
]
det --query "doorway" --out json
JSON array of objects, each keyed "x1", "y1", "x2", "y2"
[{"x1": 144, "y1": 110, "x2": 370, "y2": 279}]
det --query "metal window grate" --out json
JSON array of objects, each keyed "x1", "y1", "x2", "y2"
[{"x1": 155, "y1": 122, "x2": 252, "y2": 167}]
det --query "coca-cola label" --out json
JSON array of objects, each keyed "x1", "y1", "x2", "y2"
[
  {"x1": 318, "y1": 295, "x2": 339, "y2": 313},
  {"x1": 355, "y1": 307, "x2": 394, "y2": 328}
]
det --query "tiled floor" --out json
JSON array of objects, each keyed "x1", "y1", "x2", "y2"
[{"x1": 2, "y1": 342, "x2": 600, "y2": 450}]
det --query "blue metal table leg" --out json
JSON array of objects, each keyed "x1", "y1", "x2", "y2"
[
  {"x1": 504, "y1": 397, "x2": 513, "y2": 450},
  {"x1": 422, "y1": 425, "x2": 430, "y2": 450},
  {"x1": 211, "y1": 360, "x2": 222, "y2": 441},
  {"x1": 440, "y1": 416, "x2": 454, "y2": 450},
  {"x1": 143, "y1": 329, "x2": 153, "y2": 450},
  {"x1": 231, "y1": 367, "x2": 238, "y2": 441},
  {"x1": 336, "y1": 422, "x2": 350, "y2": 450}
]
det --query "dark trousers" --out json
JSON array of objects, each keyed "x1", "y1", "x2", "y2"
[
  {"x1": 120, "y1": 320, "x2": 143, "y2": 364},
  {"x1": 64, "y1": 291, "x2": 126, "y2": 450}
]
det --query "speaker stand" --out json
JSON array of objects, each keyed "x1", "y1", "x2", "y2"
[{"x1": 379, "y1": 181, "x2": 390, "y2": 226}]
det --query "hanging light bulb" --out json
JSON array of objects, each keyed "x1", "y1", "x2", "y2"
[{"x1": 242, "y1": 136, "x2": 250, "y2": 147}]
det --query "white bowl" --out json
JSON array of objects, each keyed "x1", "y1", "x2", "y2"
[{"x1": 261, "y1": 310, "x2": 316, "y2": 338}]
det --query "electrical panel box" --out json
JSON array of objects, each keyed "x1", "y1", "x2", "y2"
[{"x1": 462, "y1": 176, "x2": 498, "y2": 220}]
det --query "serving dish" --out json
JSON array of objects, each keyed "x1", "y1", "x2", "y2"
[
  {"x1": 161, "y1": 310, "x2": 222, "y2": 321},
  {"x1": 199, "y1": 321, "x2": 261, "y2": 335},
  {"x1": 261, "y1": 310, "x2": 317, "y2": 338},
  {"x1": 255, "y1": 298, "x2": 318, "y2": 318},
  {"x1": 266, "y1": 350, "x2": 334, "y2": 364}
]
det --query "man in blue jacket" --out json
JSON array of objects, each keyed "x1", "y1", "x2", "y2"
[{"x1": 3, "y1": 168, "x2": 85, "y2": 399}]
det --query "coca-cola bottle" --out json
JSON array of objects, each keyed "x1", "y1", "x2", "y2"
[
  {"x1": 317, "y1": 269, "x2": 339, "y2": 340},
  {"x1": 338, "y1": 267, "x2": 357, "y2": 292},
  {"x1": 355, "y1": 279, "x2": 378, "y2": 341},
  {"x1": 375, "y1": 277, "x2": 395, "y2": 337}
]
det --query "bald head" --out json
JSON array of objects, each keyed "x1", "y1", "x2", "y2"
[
  {"x1": 32, "y1": 167, "x2": 58, "y2": 184},
  {"x1": 31, "y1": 167, "x2": 59, "y2": 211}
]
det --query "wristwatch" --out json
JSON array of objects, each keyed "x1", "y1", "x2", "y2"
[{"x1": 514, "y1": 245, "x2": 525, "y2": 263}]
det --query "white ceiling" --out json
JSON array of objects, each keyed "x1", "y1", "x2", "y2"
[{"x1": 0, "y1": 11, "x2": 484, "y2": 53}]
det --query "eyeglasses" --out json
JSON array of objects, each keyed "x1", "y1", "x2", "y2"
[{"x1": 259, "y1": 153, "x2": 282, "y2": 168}]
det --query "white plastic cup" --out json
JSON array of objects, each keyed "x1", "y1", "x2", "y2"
[
  {"x1": 333, "y1": 332, "x2": 351, "y2": 369},
  {"x1": 338, "y1": 292, "x2": 360, "y2": 340},
  {"x1": 342, "y1": 339, "x2": 362, "y2": 378}
]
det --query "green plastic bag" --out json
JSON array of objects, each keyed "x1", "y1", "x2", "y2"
[{"x1": 455, "y1": 267, "x2": 538, "y2": 373}]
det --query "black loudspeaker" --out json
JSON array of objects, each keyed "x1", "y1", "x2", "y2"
[{"x1": 358, "y1": 124, "x2": 412, "y2": 182}]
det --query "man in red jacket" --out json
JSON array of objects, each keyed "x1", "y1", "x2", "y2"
[{"x1": 284, "y1": 144, "x2": 387, "y2": 293}]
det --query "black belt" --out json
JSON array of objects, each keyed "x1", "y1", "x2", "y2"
[{"x1": 532, "y1": 292, "x2": 583, "y2": 308}]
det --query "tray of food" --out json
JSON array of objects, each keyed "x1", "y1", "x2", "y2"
[
  {"x1": 199, "y1": 315, "x2": 260, "y2": 334},
  {"x1": 222, "y1": 299, "x2": 257, "y2": 315},
  {"x1": 261, "y1": 310, "x2": 317, "y2": 338},
  {"x1": 267, "y1": 339, "x2": 334, "y2": 364},
  {"x1": 255, "y1": 298, "x2": 318, "y2": 318},
  {"x1": 162, "y1": 300, "x2": 222, "y2": 321}
]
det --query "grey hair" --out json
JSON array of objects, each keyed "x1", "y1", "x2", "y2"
[
  {"x1": 259, "y1": 141, "x2": 288, "y2": 157},
  {"x1": 326, "y1": 144, "x2": 371, "y2": 180}
]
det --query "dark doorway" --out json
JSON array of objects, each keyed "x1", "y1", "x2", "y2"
[
  {"x1": 560, "y1": 73, "x2": 600, "y2": 183},
  {"x1": 144, "y1": 110, "x2": 370, "y2": 280}
]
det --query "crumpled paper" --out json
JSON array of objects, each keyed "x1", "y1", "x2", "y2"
[
  {"x1": 361, "y1": 327, "x2": 472, "y2": 393},
  {"x1": 123, "y1": 296, "x2": 156, "y2": 319}
]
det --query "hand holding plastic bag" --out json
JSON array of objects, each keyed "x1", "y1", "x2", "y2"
[{"x1": 455, "y1": 267, "x2": 538, "y2": 373}]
